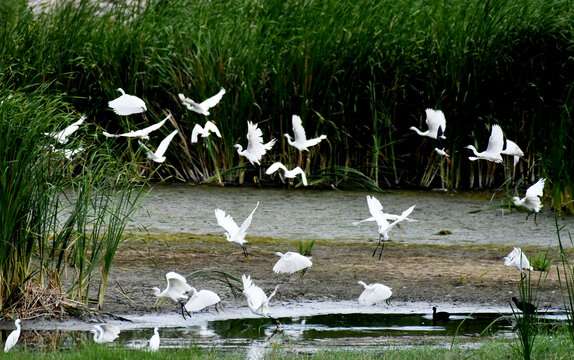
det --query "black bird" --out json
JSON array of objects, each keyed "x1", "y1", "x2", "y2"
[
  {"x1": 512, "y1": 297, "x2": 537, "y2": 314},
  {"x1": 432, "y1": 306, "x2": 450, "y2": 325}
]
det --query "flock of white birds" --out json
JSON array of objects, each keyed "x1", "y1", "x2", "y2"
[{"x1": 3, "y1": 89, "x2": 547, "y2": 352}]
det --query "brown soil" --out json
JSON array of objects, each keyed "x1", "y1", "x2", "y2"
[{"x1": 98, "y1": 234, "x2": 570, "y2": 316}]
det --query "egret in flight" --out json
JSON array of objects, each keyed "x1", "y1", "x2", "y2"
[
  {"x1": 465, "y1": 124, "x2": 504, "y2": 163},
  {"x1": 265, "y1": 162, "x2": 308, "y2": 186},
  {"x1": 234, "y1": 121, "x2": 276, "y2": 165},
  {"x1": 191, "y1": 121, "x2": 221, "y2": 143},
  {"x1": 513, "y1": 178, "x2": 545, "y2": 225},
  {"x1": 273, "y1": 251, "x2": 313, "y2": 278},
  {"x1": 3, "y1": 319, "x2": 21, "y2": 353},
  {"x1": 179, "y1": 88, "x2": 226, "y2": 116},
  {"x1": 44, "y1": 115, "x2": 85, "y2": 144},
  {"x1": 138, "y1": 129, "x2": 178, "y2": 163},
  {"x1": 357, "y1": 281, "x2": 392, "y2": 306},
  {"x1": 153, "y1": 271, "x2": 193, "y2": 319},
  {"x1": 410, "y1": 109, "x2": 446, "y2": 139},
  {"x1": 501, "y1": 139, "x2": 524, "y2": 168},
  {"x1": 242, "y1": 274, "x2": 280, "y2": 326},
  {"x1": 184, "y1": 287, "x2": 222, "y2": 314},
  {"x1": 91, "y1": 324, "x2": 120, "y2": 344},
  {"x1": 215, "y1": 202, "x2": 259, "y2": 257},
  {"x1": 103, "y1": 114, "x2": 171, "y2": 140},
  {"x1": 148, "y1": 327, "x2": 160, "y2": 352},
  {"x1": 108, "y1": 88, "x2": 146, "y2": 115},
  {"x1": 504, "y1": 247, "x2": 533, "y2": 272},
  {"x1": 284, "y1": 115, "x2": 327, "y2": 151},
  {"x1": 434, "y1": 126, "x2": 451, "y2": 164}
]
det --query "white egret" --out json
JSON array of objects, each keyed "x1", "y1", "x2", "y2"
[
  {"x1": 108, "y1": 88, "x2": 147, "y2": 116},
  {"x1": 284, "y1": 114, "x2": 327, "y2": 151},
  {"x1": 3, "y1": 319, "x2": 21, "y2": 353},
  {"x1": 49, "y1": 145, "x2": 84, "y2": 161},
  {"x1": 103, "y1": 114, "x2": 171, "y2": 140},
  {"x1": 138, "y1": 129, "x2": 178, "y2": 163},
  {"x1": 465, "y1": 124, "x2": 504, "y2": 163},
  {"x1": 513, "y1": 178, "x2": 545, "y2": 224},
  {"x1": 504, "y1": 247, "x2": 533, "y2": 272},
  {"x1": 273, "y1": 251, "x2": 313, "y2": 278},
  {"x1": 501, "y1": 139, "x2": 524, "y2": 168},
  {"x1": 357, "y1": 281, "x2": 392, "y2": 306},
  {"x1": 44, "y1": 115, "x2": 85, "y2": 144},
  {"x1": 179, "y1": 88, "x2": 226, "y2": 116},
  {"x1": 409, "y1": 109, "x2": 446, "y2": 139},
  {"x1": 234, "y1": 121, "x2": 276, "y2": 165},
  {"x1": 184, "y1": 287, "x2": 222, "y2": 313},
  {"x1": 91, "y1": 324, "x2": 120, "y2": 344},
  {"x1": 242, "y1": 274, "x2": 280, "y2": 326},
  {"x1": 148, "y1": 327, "x2": 160, "y2": 352},
  {"x1": 153, "y1": 271, "x2": 193, "y2": 318},
  {"x1": 191, "y1": 120, "x2": 221, "y2": 143},
  {"x1": 434, "y1": 126, "x2": 452, "y2": 164},
  {"x1": 265, "y1": 162, "x2": 308, "y2": 186},
  {"x1": 214, "y1": 202, "x2": 259, "y2": 257}
]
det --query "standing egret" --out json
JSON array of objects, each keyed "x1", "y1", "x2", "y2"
[
  {"x1": 91, "y1": 324, "x2": 120, "y2": 344},
  {"x1": 179, "y1": 88, "x2": 226, "y2": 116},
  {"x1": 273, "y1": 252, "x2": 313, "y2": 278},
  {"x1": 215, "y1": 202, "x2": 259, "y2": 258},
  {"x1": 184, "y1": 287, "x2": 222, "y2": 313},
  {"x1": 501, "y1": 139, "x2": 524, "y2": 168},
  {"x1": 357, "y1": 281, "x2": 392, "y2": 306},
  {"x1": 138, "y1": 129, "x2": 178, "y2": 163},
  {"x1": 410, "y1": 109, "x2": 446, "y2": 139},
  {"x1": 153, "y1": 271, "x2": 193, "y2": 319},
  {"x1": 3, "y1": 319, "x2": 21, "y2": 353},
  {"x1": 44, "y1": 115, "x2": 85, "y2": 144},
  {"x1": 148, "y1": 327, "x2": 160, "y2": 352},
  {"x1": 504, "y1": 247, "x2": 533, "y2": 272},
  {"x1": 284, "y1": 115, "x2": 327, "y2": 151},
  {"x1": 103, "y1": 114, "x2": 171, "y2": 140},
  {"x1": 242, "y1": 275, "x2": 280, "y2": 326},
  {"x1": 108, "y1": 88, "x2": 147, "y2": 116},
  {"x1": 265, "y1": 162, "x2": 308, "y2": 186},
  {"x1": 234, "y1": 121, "x2": 276, "y2": 165},
  {"x1": 513, "y1": 178, "x2": 545, "y2": 225},
  {"x1": 512, "y1": 297, "x2": 537, "y2": 314},
  {"x1": 191, "y1": 121, "x2": 222, "y2": 143},
  {"x1": 465, "y1": 124, "x2": 504, "y2": 163}
]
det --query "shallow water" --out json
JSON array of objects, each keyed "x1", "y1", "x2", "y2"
[{"x1": 129, "y1": 185, "x2": 573, "y2": 247}]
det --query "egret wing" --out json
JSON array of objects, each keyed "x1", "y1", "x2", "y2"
[
  {"x1": 154, "y1": 130, "x2": 178, "y2": 158},
  {"x1": 245, "y1": 122, "x2": 266, "y2": 159},
  {"x1": 199, "y1": 88, "x2": 226, "y2": 109},
  {"x1": 204, "y1": 121, "x2": 221, "y2": 138},
  {"x1": 99, "y1": 324, "x2": 120, "y2": 342},
  {"x1": 266, "y1": 162, "x2": 287, "y2": 175},
  {"x1": 525, "y1": 178, "x2": 545, "y2": 199},
  {"x1": 291, "y1": 115, "x2": 307, "y2": 144},
  {"x1": 185, "y1": 290, "x2": 221, "y2": 312},
  {"x1": 236, "y1": 202, "x2": 260, "y2": 240},
  {"x1": 485, "y1": 124, "x2": 504, "y2": 154},
  {"x1": 166, "y1": 271, "x2": 192, "y2": 294},
  {"x1": 273, "y1": 252, "x2": 312, "y2": 274},
  {"x1": 215, "y1": 208, "x2": 240, "y2": 235},
  {"x1": 191, "y1": 124, "x2": 202, "y2": 143}
]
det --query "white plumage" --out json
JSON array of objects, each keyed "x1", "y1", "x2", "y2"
[
  {"x1": 409, "y1": 109, "x2": 446, "y2": 139},
  {"x1": 91, "y1": 324, "x2": 120, "y2": 344},
  {"x1": 191, "y1": 121, "x2": 221, "y2": 143},
  {"x1": 273, "y1": 251, "x2": 312, "y2": 275},
  {"x1": 215, "y1": 202, "x2": 259, "y2": 257},
  {"x1": 179, "y1": 88, "x2": 225, "y2": 116},
  {"x1": 108, "y1": 88, "x2": 147, "y2": 116},
  {"x1": 103, "y1": 114, "x2": 170, "y2": 140},
  {"x1": 138, "y1": 129, "x2": 178, "y2": 163},
  {"x1": 504, "y1": 247, "x2": 533, "y2": 272},
  {"x1": 148, "y1": 327, "x2": 160, "y2": 352},
  {"x1": 44, "y1": 115, "x2": 85, "y2": 144},
  {"x1": 501, "y1": 139, "x2": 524, "y2": 168},
  {"x1": 49, "y1": 145, "x2": 84, "y2": 161},
  {"x1": 3, "y1": 319, "x2": 21, "y2": 353},
  {"x1": 152, "y1": 271, "x2": 192, "y2": 303},
  {"x1": 465, "y1": 124, "x2": 504, "y2": 163},
  {"x1": 242, "y1": 274, "x2": 278, "y2": 318},
  {"x1": 284, "y1": 114, "x2": 327, "y2": 151},
  {"x1": 184, "y1": 287, "x2": 221, "y2": 312},
  {"x1": 513, "y1": 178, "x2": 546, "y2": 224},
  {"x1": 265, "y1": 162, "x2": 308, "y2": 186},
  {"x1": 357, "y1": 281, "x2": 393, "y2": 306},
  {"x1": 234, "y1": 121, "x2": 276, "y2": 165}
]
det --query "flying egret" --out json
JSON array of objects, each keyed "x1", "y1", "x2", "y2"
[
  {"x1": 511, "y1": 297, "x2": 537, "y2": 314},
  {"x1": 3, "y1": 319, "x2": 21, "y2": 353},
  {"x1": 501, "y1": 139, "x2": 524, "y2": 168},
  {"x1": 504, "y1": 247, "x2": 533, "y2": 272},
  {"x1": 357, "y1": 281, "x2": 392, "y2": 306},
  {"x1": 138, "y1": 129, "x2": 178, "y2": 163},
  {"x1": 434, "y1": 126, "x2": 452, "y2": 164},
  {"x1": 409, "y1": 109, "x2": 446, "y2": 139},
  {"x1": 153, "y1": 271, "x2": 193, "y2": 319},
  {"x1": 148, "y1": 327, "x2": 160, "y2": 352},
  {"x1": 234, "y1": 121, "x2": 276, "y2": 165},
  {"x1": 184, "y1": 287, "x2": 222, "y2": 313},
  {"x1": 179, "y1": 88, "x2": 226, "y2": 116},
  {"x1": 90, "y1": 324, "x2": 120, "y2": 344},
  {"x1": 284, "y1": 115, "x2": 327, "y2": 151},
  {"x1": 108, "y1": 88, "x2": 147, "y2": 116},
  {"x1": 265, "y1": 162, "x2": 308, "y2": 186},
  {"x1": 191, "y1": 120, "x2": 222, "y2": 143},
  {"x1": 432, "y1": 307, "x2": 450, "y2": 325},
  {"x1": 465, "y1": 124, "x2": 504, "y2": 163},
  {"x1": 44, "y1": 115, "x2": 85, "y2": 144},
  {"x1": 273, "y1": 251, "x2": 313, "y2": 278},
  {"x1": 513, "y1": 178, "x2": 545, "y2": 224},
  {"x1": 49, "y1": 145, "x2": 84, "y2": 161},
  {"x1": 103, "y1": 114, "x2": 171, "y2": 140},
  {"x1": 214, "y1": 202, "x2": 259, "y2": 258},
  {"x1": 242, "y1": 274, "x2": 280, "y2": 326}
]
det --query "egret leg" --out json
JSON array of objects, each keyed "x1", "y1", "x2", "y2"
[
  {"x1": 180, "y1": 302, "x2": 192, "y2": 320},
  {"x1": 372, "y1": 235, "x2": 382, "y2": 257},
  {"x1": 242, "y1": 245, "x2": 250, "y2": 258},
  {"x1": 534, "y1": 212, "x2": 539, "y2": 226},
  {"x1": 386, "y1": 299, "x2": 393, "y2": 306},
  {"x1": 378, "y1": 240, "x2": 386, "y2": 260},
  {"x1": 300, "y1": 267, "x2": 308, "y2": 279}
]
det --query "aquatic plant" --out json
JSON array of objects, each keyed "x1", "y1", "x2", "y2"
[
  {"x1": 298, "y1": 239, "x2": 316, "y2": 257},
  {"x1": 555, "y1": 217, "x2": 574, "y2": 345}
]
